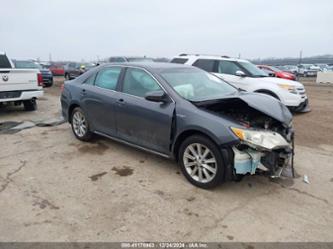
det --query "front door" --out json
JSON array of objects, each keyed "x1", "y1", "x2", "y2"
[{"x1": 116, "y1": 67, "x2": 175, "y2": 154}]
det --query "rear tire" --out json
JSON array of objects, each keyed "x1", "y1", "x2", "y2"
[
  {"x1": 23, "y1": 99, "x2": 37, "y2": 111},
  {"x1": 178, "y1": 135, "x2": 225, "y2": 189},
  {"x1": 70, "y1": 107, "x2": 93, "y2": 141}
]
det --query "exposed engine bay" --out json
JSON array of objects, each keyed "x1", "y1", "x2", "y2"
[{"x1": 194, "y1": 97, "x2": 294, "y2": 178}]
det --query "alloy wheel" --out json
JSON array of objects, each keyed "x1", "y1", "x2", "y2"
[
  {"x1": 183, "y1": 143, "x2": 217, "y2": 183},
  {"x1": 72, "y1": 111, "x2": 87, "y2": 137}
]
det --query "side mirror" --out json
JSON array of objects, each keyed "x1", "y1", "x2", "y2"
[
  {"x1": 235, "y1": 70, "x2": 246, "y2": 77},
  {"x1": 145, "y1": 90, "x2": 167, "y2": 102}
]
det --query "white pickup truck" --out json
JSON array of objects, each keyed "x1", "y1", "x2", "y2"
[{"x1": 0, "y1": 52, "x2": 43, "y2": 111}]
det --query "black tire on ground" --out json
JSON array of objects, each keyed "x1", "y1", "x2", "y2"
[
  {"x1": 70, "y1": 107, "x2": 93, "y2": 142},
  {"x1": 178, "y1": 135, "x2": 225, "y2": 189},
  {"x1": 23, "y1": 99, "x2": 37, "y2": 111}
]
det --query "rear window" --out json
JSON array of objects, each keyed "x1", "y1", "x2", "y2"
[
  {"x1": 170, "y1": 58, "x2": 188, "y2": 64},
  {"x1": 0, "y1": 55, "x2": 12, "y2": 68}
]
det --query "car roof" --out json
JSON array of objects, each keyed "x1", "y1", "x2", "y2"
[
  {"x1": 174, "y1": 54, "x2": 250, "y2": 63},
  {"x1": 102, "y1": 62, "x2": 193, "y2": 72}
]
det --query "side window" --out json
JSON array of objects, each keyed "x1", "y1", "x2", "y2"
[
  {"x1": 218, "y1": 61, "x2": 242, "y2": 75},
  {"x1": 170, "y1": 58, "x2": 188, "y2": 64},
  {"x1": 83, "y1": 73, "x2": 96, "y2": 85},
  {"x1": 122, "y1": 68, "x2": 161, "y2": 98},
  {"x1": 95, "y1": 67, "x2": 122, "y2": 90},
  {"x1": 192, "y1": 59, "x2": 216, "y2": 72}
]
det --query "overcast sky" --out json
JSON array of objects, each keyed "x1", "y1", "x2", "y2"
[{"x1": 1, "y1": 0, "x2": 332, "y2": 61}]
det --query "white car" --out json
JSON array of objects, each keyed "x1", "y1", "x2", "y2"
[
  {"x1": 0, "y1": 52, "x2": 43, "y2": 111},
  {"x1": 171, "y1": 54, "x2": 310, "y2": 112}
]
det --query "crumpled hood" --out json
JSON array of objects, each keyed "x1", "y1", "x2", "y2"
[
  {"x1": 195, "y1": 92, "x2": 293, "y2": 125},
  {"x1": 235, "y1": 92, "x2": 292, "y2": 125}
]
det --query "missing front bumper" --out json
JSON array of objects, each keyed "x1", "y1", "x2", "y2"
[{"x1": 232, "y1": 145, "x2": 293, "y2": 178}]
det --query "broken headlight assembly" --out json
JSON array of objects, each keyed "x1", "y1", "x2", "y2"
[{"x1": 231, "y1": 127, "x2": 290, "y2": 151}]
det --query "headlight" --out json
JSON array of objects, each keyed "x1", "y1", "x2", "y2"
[
  {"x1": 278, "y1": 84, "x2": 297, "y2": 94},
  {"x1": 231, "y1": 127, "x2": 290, "y2": 150}
]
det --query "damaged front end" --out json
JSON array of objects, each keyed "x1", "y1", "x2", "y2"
[
  {"x1": 230, "y1": 127, "x2": 294, "y2": 178},
  {"x1": 195, "y1": 94, "x2": 295, "y2": 179}
]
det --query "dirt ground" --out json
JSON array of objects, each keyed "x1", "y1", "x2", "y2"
[
  {"x1": 293, "y1": 84, "x2": 333, "y2": 147},
  {"x1": 0, "y1": 77, "x2": 333, "y2": 242}
]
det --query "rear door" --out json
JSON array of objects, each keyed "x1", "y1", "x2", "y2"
[
  {"x1": 116, "y1": 67, "x2": 175, "y2": 154},
  {"x1": 79, "y1": 66, "x2": 122, "y2": 136}
]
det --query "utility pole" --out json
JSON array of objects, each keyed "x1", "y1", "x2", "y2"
[
  {"x1": 49, "y1": 53, "x2": 52, "y2": 63},
  {"x1": 298, "y1": 50, "x2": 302, "y2": 64}
]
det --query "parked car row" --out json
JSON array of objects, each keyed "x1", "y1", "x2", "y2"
[{"x1": 274, "y1": 63, "x2": 333, "y2": 77}]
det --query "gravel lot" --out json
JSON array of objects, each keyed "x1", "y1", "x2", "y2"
[{"x1": 0, "y1": 77, "x2": 333, "y2": 242}]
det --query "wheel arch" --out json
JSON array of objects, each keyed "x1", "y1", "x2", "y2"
[
  {"x1": 172, "y1": 129, "x2": 220, "y2": 162},
  {"x1": 68, "y1": 102, "x2": 80, "y2": 123},
  {"x1": 254, "y1": 89, "x2": 280, "y2": 100}
]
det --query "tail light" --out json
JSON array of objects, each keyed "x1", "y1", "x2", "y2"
[{"x1": 37, "y1": 73, "x2": 44, "y2": 87}]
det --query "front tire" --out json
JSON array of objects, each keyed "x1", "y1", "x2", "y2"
[
  {"x1": 178, "y1": 135, "x2": 225, "y2": 189},
  {"x1": 23, "y1": 99, "x2": 37, "y2": 111},
  {"x1": 71, "y1": 107, "x2": 93, "y2": 141}
]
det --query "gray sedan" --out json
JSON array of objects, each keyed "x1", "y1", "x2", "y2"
[{"x1": 61, "y1": 63, "x2": 294, "y2": 188}]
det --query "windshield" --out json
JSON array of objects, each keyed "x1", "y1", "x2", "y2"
[
  {"x1": 160, "y1": 68, "x2": 237, "y2": 102},
  {"x1": 239, "y1": 61, "x2": 268, "y2": 77},
  {"x1": 14, "y1": 61, "x2": 42, "y2": 69}
]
